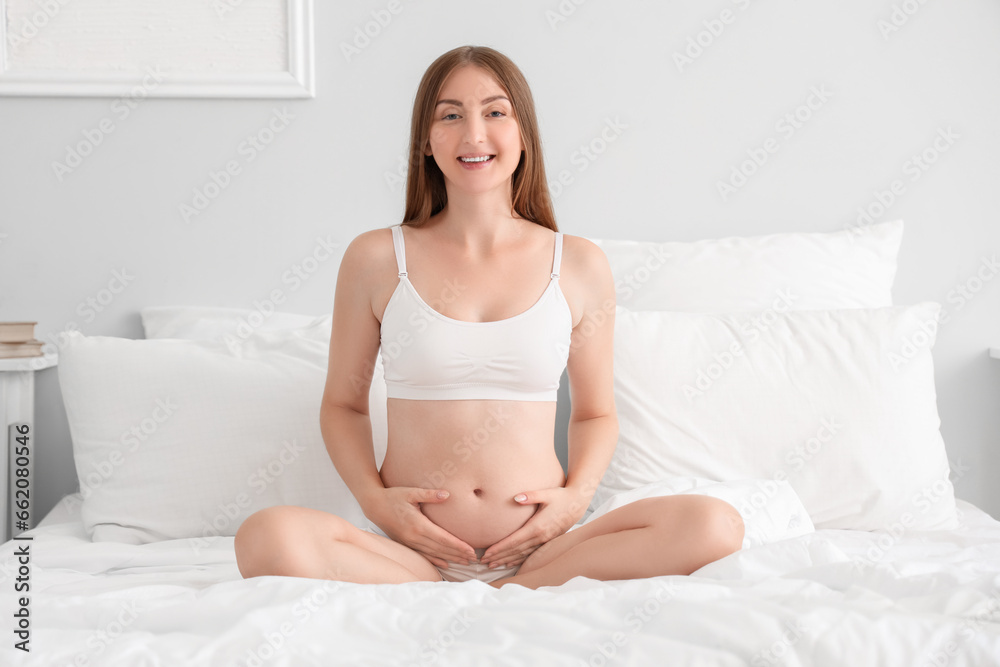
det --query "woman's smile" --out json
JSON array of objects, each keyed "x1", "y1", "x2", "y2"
[{"x1": 458, "y1": 154, "x2": 496, "y2": 169}]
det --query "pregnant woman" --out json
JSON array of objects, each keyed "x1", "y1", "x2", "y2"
[{"x1": 235, "y1": 45, "x2": 744, "y2": 588}]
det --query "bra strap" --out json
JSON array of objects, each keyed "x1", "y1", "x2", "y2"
[
  {"x1": 392, "y1": 224, "x2": 407, "y2": 277},
  {"x1": 551, "y1": 232, "x2": 563, "y2": 279}
]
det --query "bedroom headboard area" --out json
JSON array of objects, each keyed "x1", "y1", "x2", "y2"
[{"x1": 2, "y1": 0, "x2": 998, "y2": 526}]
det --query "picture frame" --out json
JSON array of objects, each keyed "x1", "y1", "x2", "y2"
[{"x1": 0, "y1": 0, "x2": 314, "y2": 99}]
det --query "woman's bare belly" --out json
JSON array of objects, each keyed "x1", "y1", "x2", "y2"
[{"x1": 379, "y1": 398, "x2": 566, "y2": 549}]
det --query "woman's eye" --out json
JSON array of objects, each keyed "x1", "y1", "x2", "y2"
[
  {"x1": 488, "y1": 110, "x2": 505, "y2": 118},
  {"x1": 442, "y1": 113, "x2": 459, "y2": 121}
]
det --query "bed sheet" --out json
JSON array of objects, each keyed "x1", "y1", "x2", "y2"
[{"x1": 1, "y1": 493, "x2": 999, "y2": 667}]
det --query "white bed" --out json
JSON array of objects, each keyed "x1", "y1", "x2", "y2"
[
  {"x1": 3, "y1": 492, "x2": 1000, "y2": 665},
  {"x1": 3, "y1": 219, "x2": 999, "y2": 666}
]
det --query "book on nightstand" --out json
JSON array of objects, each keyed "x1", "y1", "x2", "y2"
[{"x1": 0, "y1": 322, "x2": 43, "y2": 358}]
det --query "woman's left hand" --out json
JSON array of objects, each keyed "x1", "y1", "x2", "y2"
[{"x1": 481, "y1": 486, "x2": 589, "y2": 569}]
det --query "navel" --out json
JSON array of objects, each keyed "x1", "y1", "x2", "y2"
[{"x1": 473, "y1": 488, "x2": 483, "y2": 497}]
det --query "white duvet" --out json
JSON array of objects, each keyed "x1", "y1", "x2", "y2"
[{"x1": 2, "y1": 494, "x2": 1000, "y2": 667}]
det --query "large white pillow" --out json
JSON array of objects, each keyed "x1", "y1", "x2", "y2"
[
  {"x1": 141, "y1": 305, "x2": 320, "y2": 341},
  {"x1": 599, "y1": 302, "x2": 957, "y2": 531},
  {"x1": 57, "y1": 320, "x2": 372, "y2": 543},
  {"x1": 141, "y1": 306, "x2": 389, "y2": 471},
  {"x1": 587, "y1": 219, "x2": 902, "y2": 311}
]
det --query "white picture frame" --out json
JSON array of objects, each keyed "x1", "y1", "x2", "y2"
[{"x1": 0, "y1": 0, "x2": 314, "y2": 99}]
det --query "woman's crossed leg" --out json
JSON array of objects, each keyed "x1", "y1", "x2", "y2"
[
  {"x1": 235, "y1": 505, "x2": 443, "y2": 583},
  {"x1": 489, "y1": 494, "x2": 744, "y2": 589}
]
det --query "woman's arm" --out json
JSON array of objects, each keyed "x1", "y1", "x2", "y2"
[
  {"x1": 319, "y1": 230, "x2": 389, "y2": 514},
  {"x1": 320, "y1": 403, "x2": 385, "y2": 513},
  {"x1": 562, "y1": 412, "x2": 619, "y2": 521}
]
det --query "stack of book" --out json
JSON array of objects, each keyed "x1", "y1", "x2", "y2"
[{"x1": 0, "y1": 322, "x2": 43, "y2": 358}]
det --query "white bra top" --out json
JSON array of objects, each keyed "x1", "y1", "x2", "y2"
[{"x1": 379, "y1": 224, "x2": 573, "y2": 401}]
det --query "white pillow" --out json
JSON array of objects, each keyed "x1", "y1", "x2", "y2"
[
  {"x1": 582, "y1": 477, "x2": 815, "y2": 550},
  {"x1": 587, "y1": 219, "x2": 902, "y2": 311},
  {"x1": 141, "y1": 306, "x2": 389, "y2": 471},
  {"x1": 141, "y1": 305, "x2": 321, "y2": 342},
  {"x1": 600, "y1": 302, "x2": 957, "y2": 531},
  {"x1": 57, "y1": 321, "x2": 371, "y2": 543}
]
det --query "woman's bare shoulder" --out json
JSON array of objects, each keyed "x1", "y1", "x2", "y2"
[
  {"x1": 338, "y1": 226, "x2": 397, "y2": 281},
  {"x1": 560, "y1": 233, "x2": 612, "y2": 279}
]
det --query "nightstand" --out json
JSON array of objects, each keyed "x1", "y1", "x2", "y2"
[{"x1": 0, "y1": 352, "x2": 58, "y2": 542}]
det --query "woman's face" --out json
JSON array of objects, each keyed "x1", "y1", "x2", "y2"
[{"x1": 425, "y1": 65, "x2": 525, "y2": 198}]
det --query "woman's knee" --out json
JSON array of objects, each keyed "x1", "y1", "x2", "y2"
[
  {"x1": 691, "y1": 496, "x2": 745, "y2": 561},
  {"x1": 234, "y1": 505, "x2": 351, "y2": 578},
  {"x1": 644, "y1": 494, "x2": 744, "y2": 567},
  {"x1": 235, "y1": 506, "x2": 289, "y2": 577}
]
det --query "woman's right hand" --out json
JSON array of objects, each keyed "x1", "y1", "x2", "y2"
[{"x1": 365, "y1": 487, "x2": 478, "y2": 569}]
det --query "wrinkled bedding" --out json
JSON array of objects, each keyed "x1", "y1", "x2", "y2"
[{"x1": 1, "y1": 493, "x2": 999, "y2": 666}]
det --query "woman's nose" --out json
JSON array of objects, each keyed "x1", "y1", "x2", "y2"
[{"x1": 463, "y1": 113, "x2": 487, "y2": 143}]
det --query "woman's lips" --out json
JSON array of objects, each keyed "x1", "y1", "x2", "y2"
[{"x1": 457, "y1": 155, "x2": 495, "y2": 170}]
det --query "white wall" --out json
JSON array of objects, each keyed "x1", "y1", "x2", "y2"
[{"x1": 2, "y1": 0, "x2": 998, "y2": 522}]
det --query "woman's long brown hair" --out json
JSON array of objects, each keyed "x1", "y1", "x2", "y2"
[{"x1": 401, "y1": 46, "x2": 558, "y2": 232}]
